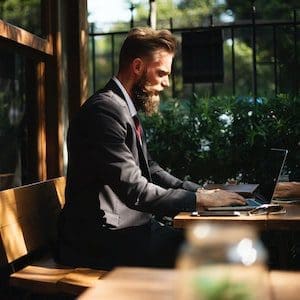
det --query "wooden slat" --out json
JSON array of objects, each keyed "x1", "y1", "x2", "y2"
[
  {"x1": 0, "y1": 177, "x2": 65, "y2": 262},
  {"x1": 0, "y1": 177, "x2": 65, "y2": 228},
  {"x1": 1, "y1": 221, "x2": 27, "y2": 263}
]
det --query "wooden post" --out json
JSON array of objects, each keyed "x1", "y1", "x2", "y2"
[
  {"x1": 36, "y1": 61, "x2": 47, "y2": 180},
  {"x1": 65, "y1": 0, "x2": 89, "y2": 120}
]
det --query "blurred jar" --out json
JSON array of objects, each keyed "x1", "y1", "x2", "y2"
[{"x1": 176, "y1": 223, "x2": 269, "y2": 300}]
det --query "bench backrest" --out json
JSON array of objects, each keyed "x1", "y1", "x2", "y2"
[{"x1": 0, "y1": 177, "x2": 65, "y2": 267}]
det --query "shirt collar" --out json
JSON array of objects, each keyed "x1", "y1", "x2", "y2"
[{"x1": 112, "y1": 76, "x2": 137, "y2": 117}]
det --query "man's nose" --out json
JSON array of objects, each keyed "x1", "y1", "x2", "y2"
[{"x1": 162, "y1": 76, "x2": 170, "y2": 88}]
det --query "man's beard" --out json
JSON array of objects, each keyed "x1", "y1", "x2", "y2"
[{"x1": 132, "y1": 73, "x2": 160, "y2": 116}]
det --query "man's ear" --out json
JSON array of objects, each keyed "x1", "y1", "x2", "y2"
[{"x1": 132, "y1": 58, "x2": 144, "y2": 76}]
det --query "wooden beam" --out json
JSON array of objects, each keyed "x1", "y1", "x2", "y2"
[
  {"x1": 0, "y1": 19, "x2": 53, "y2": 55},
  {"x1": 44, "y1": 0, "x2": 65, "y2": 177},
  {"x1": 65, "y1": 0, "x2": 89, "y2": 120}
]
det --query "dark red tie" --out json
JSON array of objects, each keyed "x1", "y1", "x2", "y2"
[{"x1": 133, "y1": 115, "x2": 142, "y2": 143}]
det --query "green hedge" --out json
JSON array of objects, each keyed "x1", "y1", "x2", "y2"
[{"x1": 142, "y1": 94, "x2": 300, "y2": 185}]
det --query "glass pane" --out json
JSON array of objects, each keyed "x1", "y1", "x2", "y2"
[
  {"x1": 0, "y1": 0, "x2": 43, "y2": 36},
  {"x1": 0, "y1": 49, "x2": 27, "y2": 190}
]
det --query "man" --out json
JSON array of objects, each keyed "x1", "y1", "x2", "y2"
[{"x1": 58, "y1": 27, "x2": 245, "y2": 270}]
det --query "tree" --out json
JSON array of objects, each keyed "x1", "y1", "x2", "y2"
[
  {"x1": 225, "y1": 0, "x2": 299, "y2": 95},
  {"x1": 226, "y1": 0, "x2": 299, "y2": 21},
  {"x1": 133, "y1": 0, "x2": 224, "y2": 28}
]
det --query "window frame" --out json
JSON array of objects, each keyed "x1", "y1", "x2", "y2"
[{"x1": 0, "y1": 0, "x2": 59, "y2": 183}]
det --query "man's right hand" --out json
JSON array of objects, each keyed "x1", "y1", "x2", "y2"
[{"x1": 196, "y1": 188, "x2": 246, "y2": 210}]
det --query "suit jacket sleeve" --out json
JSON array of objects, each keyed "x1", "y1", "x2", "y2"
[{"x1": 148, "y1": 156, "x2": 201, "y2": 192}]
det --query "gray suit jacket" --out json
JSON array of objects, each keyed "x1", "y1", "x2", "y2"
[{"x1": 62, "y1": 79, "x2": 198, "y2": 229}]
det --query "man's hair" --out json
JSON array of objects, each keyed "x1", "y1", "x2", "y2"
[{"x1": 118, "y1": 27, "x2": 177, "y2": 71}]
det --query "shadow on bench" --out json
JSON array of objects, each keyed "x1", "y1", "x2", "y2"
[{"x1": 0, "y1": 177, "x2": 107, "y2": 297}]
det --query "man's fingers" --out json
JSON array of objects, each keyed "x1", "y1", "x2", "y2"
[
  {"x1": 234, "y1": 198, "x2": 247, "y2": 205},
  {"x1": 233, "y1": 195, "x2": 246, "y2": 204},
  {"x1": 226, "y1": 191, "x2": 246, "y2": 204}
]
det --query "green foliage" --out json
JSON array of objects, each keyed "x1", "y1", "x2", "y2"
[
  {"x1": 134, "y1": 0, "x2": 225, "y2": 28},
  {"x1": 0, "y1": 0, "x2": 41, "y2": 35},
  {"x1": 226, "y1": 0, "x2": 299, "y2": 20},
  {"x1": 224, "y1": 0, "x2": 299, "y2": 96},
  {"x1": 142, "y1": 94, "x2": 300, "y2": 184},
  {"x1": 194, "y1": 275, "x2": 251, "y2": 300}
]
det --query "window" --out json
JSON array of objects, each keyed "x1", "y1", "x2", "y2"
[
  {"x1": 0, "y1": 50, "x2": 26, "y2": 189},
  {"x1": 0, "y1": 1, "x2": 61, "y2": 190}
]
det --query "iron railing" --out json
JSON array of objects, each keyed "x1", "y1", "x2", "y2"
[{"x1": 89, "y1": 8, "x2": 299, "y2": 101}]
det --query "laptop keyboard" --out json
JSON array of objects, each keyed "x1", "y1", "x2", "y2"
[{"x1": 246, "y1": 198, "x2": 261, "y2": 207}]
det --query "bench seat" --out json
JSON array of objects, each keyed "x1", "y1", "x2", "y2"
[
  {"x1": 57, "y1": 267, "x2": 108, "y2": 295},
  {"x1": 10, "y1": 257, "x2": 74, "y2": 294},
  {"x1": 10, "y1": 256, "x2": 107, "y2": 295},
  {"x1": 0, "y1": 177, "x2": 107, "y2": 297}
]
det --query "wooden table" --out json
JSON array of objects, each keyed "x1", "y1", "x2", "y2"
[
  {"x1": 266, "y1": 203, "x2": 300, "y2": 230},
  {"x1": 78, "y1": 267, "x2": 300, "y2": 300},
  {"x1": 173, "y1": 204, "x2": 300, "y2": 230}
]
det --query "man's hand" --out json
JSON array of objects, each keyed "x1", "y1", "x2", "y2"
[
  {"x1": 196, "y1": 188, "x2": 246, "y2": 210},
  {"x1": 274, "y1": 182, "x2": 300, "y2": 198}
]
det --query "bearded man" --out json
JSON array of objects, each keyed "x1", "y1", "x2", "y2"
[{"x1": 58, "y1": 27, "x2": 245, "y2": 270}]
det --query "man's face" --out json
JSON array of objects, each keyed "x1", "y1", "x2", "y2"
[{"x1": 133, "y1": 50, "x2": 173, "y2": 115}]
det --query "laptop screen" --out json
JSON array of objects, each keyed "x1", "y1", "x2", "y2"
[{"x1": 253, "y1": 148, "x2": 288, "y2": 203}]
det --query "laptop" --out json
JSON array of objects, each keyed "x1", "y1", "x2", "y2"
[{"x1": 206, "y1": 148, "x2": 288, "y2": 211}]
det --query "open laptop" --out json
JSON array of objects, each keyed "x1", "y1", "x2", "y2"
[{"x1": 206, "y1": 148, "x2": 288, "y2": 211}]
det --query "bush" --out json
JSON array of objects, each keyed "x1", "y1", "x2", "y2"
[{"x1": 142, "y1": 94, "x2": 300, "y2": 185}]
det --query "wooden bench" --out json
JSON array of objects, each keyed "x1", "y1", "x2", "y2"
[{"x1": 0, "y1": 177, "x2": 107, "y2": 297}]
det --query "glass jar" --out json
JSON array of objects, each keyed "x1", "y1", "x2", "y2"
[{"x1": 176, "y1": 223, "x2": 269, "y2": 300}]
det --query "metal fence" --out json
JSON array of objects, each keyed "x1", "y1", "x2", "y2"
[{"x1": 88, "y1": 9, "x2": 299, "y2": 100}]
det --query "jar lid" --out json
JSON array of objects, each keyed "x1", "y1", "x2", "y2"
[
  {"x1": 186, "y1": 223, "x2": 257, "y2": 247},
  {"x1": 185, "y1": 223, "x2": 267, "y2": 265}
]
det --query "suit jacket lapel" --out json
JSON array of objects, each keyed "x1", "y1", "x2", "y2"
[
  {"x1": 104, "y1": 79, "x2": 152, "y2": 182},
  {"x1": 103, "y1": 79, "x2": 125, "y2": 100}
]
